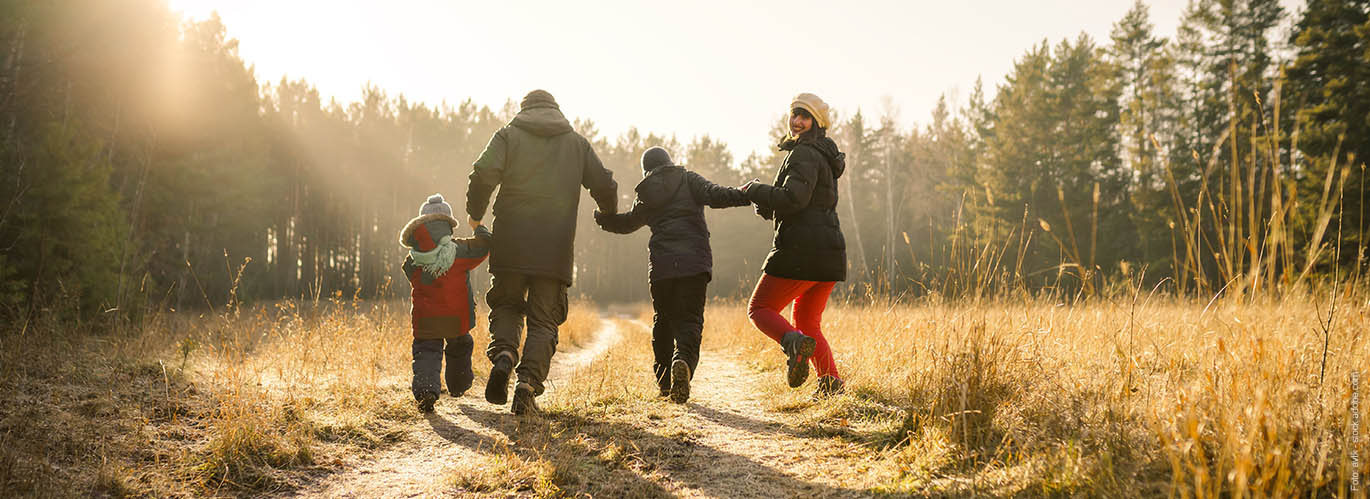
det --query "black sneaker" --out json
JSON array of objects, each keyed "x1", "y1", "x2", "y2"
[
  {"x1": 511, "y1": 382, "x2": 540, "y2": 415},
  {"x1": 417, "y1": 391, "x2": 438, "y2": 413},
  {"x1": 669, "y1": 359, "x2": 691, "y2": 404},
  {"x1": 485, "y1": 351, "x2": 515, "y2": 405},
  {"x1": 814, "y1": 375, "x2": 845, "y2": 399},
  {"x1": 781, "y1": 331, "x2": 816, "y2": 388}
]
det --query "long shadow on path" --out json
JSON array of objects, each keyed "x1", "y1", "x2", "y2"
[{"x1": 446, "y1": 402, "x2": 873, "y2": 498}]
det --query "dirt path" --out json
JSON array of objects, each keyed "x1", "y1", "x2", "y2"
[
  {"x1": 636, "y1": 322, "x2": 875, "y2": 498},
  {"x1": 291, "y1": 319, "x2": 623, "y2": 498},
  {"x1": 293, "y1": 317, "x2": 875, "y2": 498}
]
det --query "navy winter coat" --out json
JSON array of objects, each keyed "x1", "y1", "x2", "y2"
[{"x1": 595, "y1": 165, "x2": 749, "y2": 282}]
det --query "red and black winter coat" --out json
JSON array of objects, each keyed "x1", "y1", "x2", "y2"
[{"x1": 399, "y1": 214, "x2": 491, "y2": 339}]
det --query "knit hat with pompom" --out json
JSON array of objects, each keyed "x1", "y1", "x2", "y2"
[{"x1": 419, "y1": 194, "x2": 453, "y2": 217}]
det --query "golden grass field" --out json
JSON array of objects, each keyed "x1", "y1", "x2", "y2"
[{"x1": 1, "y1": 290, "x2": 1366, "y2": 497}]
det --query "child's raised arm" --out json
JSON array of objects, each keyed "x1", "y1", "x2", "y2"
[
  {"x1": 450, "y1": 225, "x2": 492, "y2": 272},
  {"x1": 594, "y1": 202, "x2": 650, "y2": 234},
  {"x1": 686, "y1": 171, "x2": 750, "y2": 209}
]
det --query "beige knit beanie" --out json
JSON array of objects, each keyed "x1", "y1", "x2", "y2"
[{"x1": 791, "y1": 93, "x2": 831, "y2": 129}]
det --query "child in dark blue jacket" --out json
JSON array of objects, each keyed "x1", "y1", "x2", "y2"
[{"x1": 594, "y1": 147, "x2": 748, "y2": 403}]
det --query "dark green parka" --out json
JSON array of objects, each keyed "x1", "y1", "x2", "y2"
[
  {"x1": 466, "y1": 92, "x2": 617, "y2": 285},
  {"x1": 747, "y1": 134, "x2": 847, "y2": 282}
]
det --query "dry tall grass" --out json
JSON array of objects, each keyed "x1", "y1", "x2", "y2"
[
  {"x1": 0, "y1": 295, "x2": 600, "y2": 496},
  {"x1": 4, "y1": 280, "x2": 1366, "y2": 497},
  {"x1": 701, "y1": 291, "x2": 1369, "y2": 496}
]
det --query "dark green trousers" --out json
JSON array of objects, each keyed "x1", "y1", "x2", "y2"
[{"x1": 485, "y1": 272, "x2": 568, "y2": 395}]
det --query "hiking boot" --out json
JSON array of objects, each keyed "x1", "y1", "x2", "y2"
[
  {"x1": 416, "y1": 391, "x2": 438, "y2": 413},
  {"x1": 446, "y1": 335, "x2": 475, "y2": 397},
  {"x1": 814, "y1": 375, "x2": 846, "y2": 399},
  {"x1": 511, "y1": 382, "x2": 540, "y2": 416},
  {"x1": 485, "y1": 351, "x2": 515, "y2": 405},
  {"x1": 781, "y1": 331, "x2": 816, "y2": 388},
  {"x1": 669, "y1": 359, "x2": 691, "y2": 404}
]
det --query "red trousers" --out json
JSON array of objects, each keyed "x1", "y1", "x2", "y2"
[{"x1": 747, "y1": 274, "x2": 840, "y2": 379}]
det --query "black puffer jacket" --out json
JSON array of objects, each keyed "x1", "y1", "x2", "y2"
[
  {"x1": 747, "y1": 134, "x2": 847, "y2": 282},
  {"x1": 596, "y1": 165, "x2": 749, "y2": 281}
]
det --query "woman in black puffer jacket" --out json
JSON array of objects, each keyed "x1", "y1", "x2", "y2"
[{"x1": 742, "y1": 92, "x2": 848, "y2": 398}]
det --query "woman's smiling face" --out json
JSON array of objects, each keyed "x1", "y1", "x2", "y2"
[{"x1": 790, "y1": 109, "x2": 813, "y2": 137}]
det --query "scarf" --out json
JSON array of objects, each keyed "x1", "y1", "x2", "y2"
[{"x1": 409, "y1": 236, "x2": 458, "y2": 278}]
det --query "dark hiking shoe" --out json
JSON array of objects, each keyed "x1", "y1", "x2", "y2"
[
  {"x1": 447, "y1": 336, "x2": 475, "y2": 397},
  {"x1": 485, "y1": 351, "x2": 515, "y2": 405},
  {"x1": 417, "y1": 391, "x2": 438, "y2": 413},
  {"x1": 814, "y1": 375, "x2": 846, "y2": 399},
  {"x1": 669, "y1": 359, "x2": 691, "y2": 404},
  {"x1": 781, "y1": 331, "x2": 816, "y2": 388},
  {"x1": 658, "y1": 387, "x2": 671, "y2": 398},
  {"x1": 511, "y1": 383, "x2": 540, "y2": 416}
]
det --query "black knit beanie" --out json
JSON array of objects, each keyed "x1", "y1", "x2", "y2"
[{"x1": 641, "y1": 147, "x2": 673, "y2": 172}]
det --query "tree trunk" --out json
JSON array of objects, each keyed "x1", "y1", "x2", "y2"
[
  {"x1": 842, "y1": 140, "x2": 869, "y2": 286},
  {"x1": 884, "y1": 143, "x2": 896, "y2": 290},
  {"x1": 3, "y1": 24, "x2": 25, "y2": 148}
]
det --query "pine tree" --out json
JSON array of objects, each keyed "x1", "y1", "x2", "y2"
[
  {"x1": 978, "y1": 36, "x2": 1123, "y2": 291},
  {"x1": 1286, "y1": 0, "x2": 1370, "y2": 268},
  {"x1": 1110, "y1": 0, "x2": 1172, "y2": 274}
]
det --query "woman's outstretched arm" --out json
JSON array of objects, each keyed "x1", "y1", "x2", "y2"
[{"x1": 746, "y1": 150, "x2": 819, "y2": 215}]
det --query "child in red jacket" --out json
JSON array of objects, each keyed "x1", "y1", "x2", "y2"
[{"x1": 400, "y1": 194, "x2": 491, "y2": 412}]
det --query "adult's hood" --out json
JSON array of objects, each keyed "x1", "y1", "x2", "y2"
[
  {"x1": 635, "y1": 165, "x2": 686, "y2": 208},
  {"x1": 811, "y1": 136, "x2": 846, "y2": 180},
  {"x1": 782, "y1": 134, "x2": 846, "y2": 180},
  {"x1": 510, "y1": 90, "x2": 574, "y2": 137}
]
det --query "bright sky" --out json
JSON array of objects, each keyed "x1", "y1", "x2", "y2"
[{"x1": 167, "y1": 0, "x2": 1302, "y2": 163}]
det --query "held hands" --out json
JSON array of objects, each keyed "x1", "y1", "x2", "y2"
[
  {"x1": 739, "y1": 179, "x2": 772, "y2": 219},
  {"x1": 468, "y1": 216, "x2": 483, "y2": 231},
  {"x1": 592, "y1": 210, "x2": 609, "y2": 227}
]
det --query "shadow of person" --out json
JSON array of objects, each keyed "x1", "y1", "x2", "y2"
[
  {"x1": 452, "y1": 401, "x2": 519, "y2": 441},
  {"x1": 686, "y1": 402, "x2": 807, "y2": 439},
  {"x1": 506, "y1": 409, "x2": 870, "y2": 498},
  {"x1": 422, "y1": 407, "x2": 505, "y2": 452}
]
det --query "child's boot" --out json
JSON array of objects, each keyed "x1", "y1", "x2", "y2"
[
  {"x1": 417, "y1": 391, "x2": 438, "y2": 413},
  {"x1": 669, "y1": 359, "x2": 691, "y2": 404}
]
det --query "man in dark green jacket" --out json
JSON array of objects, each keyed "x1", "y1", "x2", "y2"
[{"x1": 466, "y1": 89, "x2": 618, "y2": 415}]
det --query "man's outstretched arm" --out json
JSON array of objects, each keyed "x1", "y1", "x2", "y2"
[{"x1": 581, "y1": 141, "x2": 618, "y2": 215}]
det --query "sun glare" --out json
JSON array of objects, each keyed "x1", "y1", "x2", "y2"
[{"x1": 165, "y1": 0, "x2": 219, "y2": 20}]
